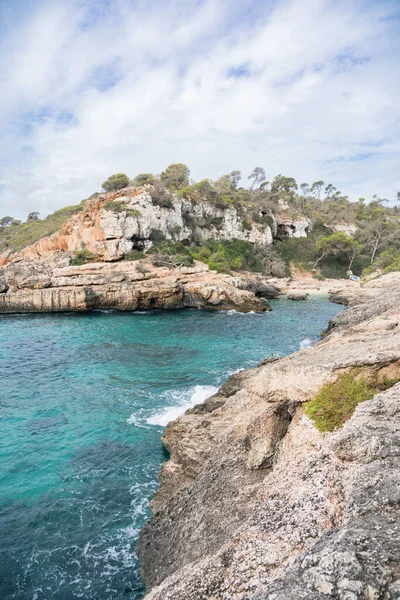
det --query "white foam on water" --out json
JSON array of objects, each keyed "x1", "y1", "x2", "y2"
[
  {"x1": 146, "y1": 385, "x2": 219, "y2": 427},
  {"x1": 126, "y1": 413, "x2": 150, "y2": 428},
  {"x1": 221, "y1": 310, "x2": 259, "y2": 315},
  {"x1": 299, "y1": 338, "x2": 314, "y2": 350}
]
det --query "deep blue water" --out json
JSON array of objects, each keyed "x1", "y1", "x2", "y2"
[{"x1": 0, "y1": 298, "x2": 341, "y2": 600}]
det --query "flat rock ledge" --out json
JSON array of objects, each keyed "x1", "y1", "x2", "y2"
[
  {"x1": 0, "y1": 258, "x2": 279, "y2": 314},
  {"x1": 137, "y1": 272, "x2": 400, "y2": 600}
]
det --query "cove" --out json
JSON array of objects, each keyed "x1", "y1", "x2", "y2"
[{"x1": 0, "y1": 297, "x2": 342, "y2": 600}]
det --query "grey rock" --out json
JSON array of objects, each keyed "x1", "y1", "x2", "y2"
[
  {"x1": 287, "y1": 291, "x2": 309, "y2": 300},
  {"x1": 138, "y1": 273, "x2": 400, "y2": 600}
]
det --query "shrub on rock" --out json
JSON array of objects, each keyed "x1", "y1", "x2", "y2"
[{"x1": 101, "y1": 173, "x2": 130, "y2": 192}]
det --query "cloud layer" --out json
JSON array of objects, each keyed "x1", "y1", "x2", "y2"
[{"x1": 0, "y1": 0, "x2": 399, "y2": 219}]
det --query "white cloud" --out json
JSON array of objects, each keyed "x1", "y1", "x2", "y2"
[{"x1": 0, "y1": 0, "x2": 399, "y2": 219}]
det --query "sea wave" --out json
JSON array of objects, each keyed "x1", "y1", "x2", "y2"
[
  {"x1": 145, "y1": 385, "x2": 218, "y2": 427},
  {"x1": 299, "y1": 337, "x2": 314, "y2": 350}
]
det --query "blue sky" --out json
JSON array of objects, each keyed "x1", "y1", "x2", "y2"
[{"x1": 0, "y1": 0, "x2": 399, "y2": 219}]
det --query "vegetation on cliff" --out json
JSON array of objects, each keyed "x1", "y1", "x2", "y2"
[
  {"x1": 304, "y1": 369, "x2": 400, "y2": 432},
  {"x1": 1, "y1": 163, "x2": 399, "y2": 278},
  {"x1": 147, "y1": 239, "x2": 286, "y2": 275},
  {"x1": 0, "y1": 203, "x2": 84, "y2": 253}
]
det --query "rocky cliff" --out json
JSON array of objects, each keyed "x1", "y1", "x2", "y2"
[
  {"x1": 1, "y1": 185, "x2": 310, "y2": 264},
  {"x1": 137, "y1": 272, "x2": 400, "y2": 600},
  {"x1": 0, "y1": 185, "x2": 314, "y2": 313}
]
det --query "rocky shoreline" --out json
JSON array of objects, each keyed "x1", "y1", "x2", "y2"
[
  {"x1": 0, "y1": 185, "x2": 361, "y2": 315},
  {"x1": 0, "y1": 250, "x2": 361, "y2": 315},
  {"x1": 0, "y1": 258, "x2": 282, "y2": 313},
  {"x1": 137, "y1": 272, "x2": 400, "y2": 600}
]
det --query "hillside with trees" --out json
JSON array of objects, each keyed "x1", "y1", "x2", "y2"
[{"x1": 1, "y1": 164, "x2": 399, "y2": 279}]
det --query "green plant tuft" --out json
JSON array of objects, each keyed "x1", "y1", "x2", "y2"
[
  {"x1": 304, "y1": 369, "x2": 400, "y2": 432},
  {"x1": 104, "y1": 201, "x2": 141, "y2": 217},
  {"x1": 70, "y1": 249, "x2": 97, "y2": 266},
  {"x1": 123, "y1": 249, "x2": 145, "y2": 261}
]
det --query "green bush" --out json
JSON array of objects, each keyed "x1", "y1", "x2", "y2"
[
  {"x1": 241, "y1": 219, "x2": 252, "y2": 231},
  {"x1": 104, "y1": 201, "x2": 141, "y2": 217},
  {"x1": 101, "y1": 173, "x2": 130, "y2": 192},
  {"x1": 182, "y1": 212, "x2": 198, "y2": 229},
  {"x1": 304, "y1": 370, "x2": 399, "y2": 432},
  {"x1": 151, "y1": 251, "x2": 194, "y2": 268},
  {"x1": 123, "y1": 249, "x2": 145, "y2": 261},
  {"x1": 319, "y1": 253, "x2": 368, "y2": 279},
  {"x1": 189, "y1": 239, "x2": 262, "y2": 273},
  {"x1": 160, "y1": 164, "x2": 190, "y2": 190},
  {"x1": 273, "y1": 223, "x2": 367, "y2": 278},
  {"x1": 168, "y1": 224, "x2": 182, "y2": 240},
  {"x1": 143, "y1": 238, "x2": 286, "y2": 276},
  {"x1": 133, "y1": 173, "x2": 154, "y2": 186},
  {"x1": 252, "y1": 211, "x2": 274, "y2": 227},
  {"x1": 215, "y1": 194, "x2": 235, "y2": 208},
  {"x1": 149, "y1": 229, "x2": 167, "y2": 243},
  {"x1": 70, "y1": 249, "x2": 97, "y2": 266},
  {"x1": 362, "y1": 248, "x2": 400, "y2": 277},
  {"x1": 203, "y1": 215, "x2": 224, "y2": 230}
]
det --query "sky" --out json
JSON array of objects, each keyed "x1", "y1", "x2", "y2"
[{"x1": 0, "y1": 0, "x2": 399, "y2": 219}]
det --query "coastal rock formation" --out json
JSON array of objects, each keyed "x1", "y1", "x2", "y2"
[
  {"x1": 1, "y1": 186, "x2": 314, "y2": 265},
  {"x1": 137, "y1": 272, "x2": 400, "y2": 600},
  {"x1": 1, "y1": 187, "x2": 274, "y2": 264},
  {"x1": 0, "y1": 258, "x2": 277, "y2": 313}
]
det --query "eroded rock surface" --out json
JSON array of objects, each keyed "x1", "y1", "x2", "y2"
[
  {"x1": 137, "y1": 272, "x2": 400, "y2": 600},
  {"x1": 0, "y1": 258, "x2": 277, "y2": 313}
]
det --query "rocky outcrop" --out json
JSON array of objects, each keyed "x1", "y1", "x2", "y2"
[
  {"x1": 287, "y1": 291, "x2": 309, "y2": 300},
  {"x1": 1, "y1": 186, "x2": 315, "y2": 266},
  {"x1": 1, "y1": 187, "x2": 276, "y2": 264},
  {"x1": 330, "y1": 222, "x2": 358, "y2": 236},
  {"x1": 0, "y1": 257, "x2": 277, "y2": 313},
  {"x1": 137, "y1": 272, "x2": 400, "y2": 600}
]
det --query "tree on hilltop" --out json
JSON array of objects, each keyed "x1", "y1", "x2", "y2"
[
  {"x1": 27, "y1": 212, "x2": 40, "y2": 222},
  {"x1": 248, "y1": 167, "x2": 266, "y2": 190},
  {"x1": 0, "y1": 216, "x2": 14, "y2": 232},
  {"x1": 271, "y1": 174, "x2": 298, "y2": 195},
  {"x1": 101, "y1": 173, "x2": 130, "y2": 192},
  {"x1": 160, "y1": 164, "x2": 190, "y2": 190},
  {"x1": 133, "y1": 173, "x2": 155, "y2": 186},
  {"x1": 311, "y1": 180, "x2": 325, "y2": 199}
]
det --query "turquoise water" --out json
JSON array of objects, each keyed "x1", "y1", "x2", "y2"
[{"x1": 0, "y1": 298, "x2": 341, "y2": 599}]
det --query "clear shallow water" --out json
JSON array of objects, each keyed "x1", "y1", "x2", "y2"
[{"x1": 0, "y1": 297, "x2": 341, "y2": 600}]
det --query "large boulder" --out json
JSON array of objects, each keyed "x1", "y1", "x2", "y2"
[{"x1": 287, "y1": 291, "x2": 309, "y2": 301}]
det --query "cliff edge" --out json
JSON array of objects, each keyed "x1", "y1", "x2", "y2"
[{"x1": 137, "y1": 272, "x2": 400, "y2": 600}]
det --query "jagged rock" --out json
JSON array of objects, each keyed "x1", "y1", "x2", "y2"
[
  {"x1": 137, "y1": 272, "x2": 400, "y2": 600},
  {"x1": 234, "y1": 276, "x2": 281, "y2": 299}
]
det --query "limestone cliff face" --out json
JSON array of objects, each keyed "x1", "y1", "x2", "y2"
[
  {"x1": 0, "y1": 184, "x2": 313, "y2": 313},
  {"x1": 137, "y1": 272, "x2": 400, "y2": 600},
  {"x1": 1, "y1": 185, "x2": 312, "y2": 265}
]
